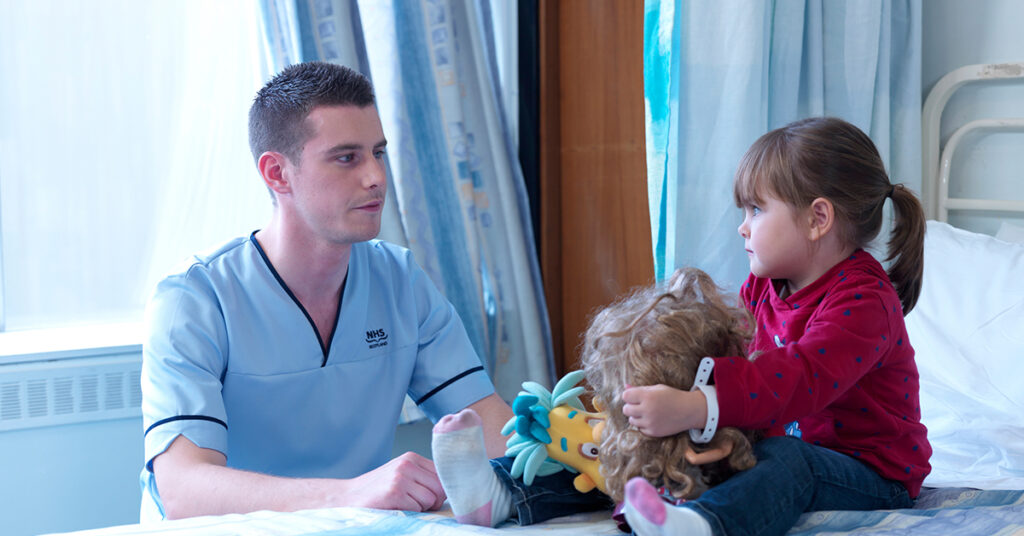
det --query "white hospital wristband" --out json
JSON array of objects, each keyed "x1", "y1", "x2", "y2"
[{"x1": 689, "y1": 357, "x2": 719, "y2": 444}]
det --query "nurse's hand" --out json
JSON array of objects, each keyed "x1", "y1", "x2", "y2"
[{"x1": 338, "y1": 452, "x2": 447, "y2": 512}]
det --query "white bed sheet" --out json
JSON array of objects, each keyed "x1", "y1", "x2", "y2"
[
  {"x1": 43, "y1": 507, "x2": 620, "y2": 536},
  {"x1": 46, "y1": 487, "x2": 1024, "y2": 536}
]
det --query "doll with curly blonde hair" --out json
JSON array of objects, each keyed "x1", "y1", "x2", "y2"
[
  {"x1": 582, "y1": 266, "x2": 760, "y2": 504},
  {"x1": 430, "y1": 267, "x2": 759, "y2": 528}
]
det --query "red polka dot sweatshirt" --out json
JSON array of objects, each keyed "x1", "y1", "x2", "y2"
[{"x1": 714, "y1": 250, "x2": 932, "y2": 497}]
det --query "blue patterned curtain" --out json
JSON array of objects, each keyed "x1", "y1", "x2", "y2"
[
  {"x1": 644, "y1": 0, "x2": 922, "y2": 288},
  {"x1": 256, "y1": 0, "x2": 554, "y2": 404}
]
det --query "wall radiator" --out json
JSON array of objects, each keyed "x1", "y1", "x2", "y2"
[{"x1": 0, "y1": 351, "x2": 142, "y2": 432}]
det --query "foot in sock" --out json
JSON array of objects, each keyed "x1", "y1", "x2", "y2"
[
  {"x1": 432, "y1": 409, "x2": 513, "y2": 527},
  {"x1": 622, "y1": 477, "x2": 712, "y2": 536}
]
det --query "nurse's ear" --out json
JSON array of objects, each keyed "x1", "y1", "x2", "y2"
[{"x1": 258, "y1": 151, "x2": 293, "y2": 198}]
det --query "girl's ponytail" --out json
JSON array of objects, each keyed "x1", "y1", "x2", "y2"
[{"x1": 885, "y1": 184, "x2": 926, "y2": 315}]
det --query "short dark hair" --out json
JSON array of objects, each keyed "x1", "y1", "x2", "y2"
[{"x1": 248, "y1": 61, "x2": 375, "y2": 164}]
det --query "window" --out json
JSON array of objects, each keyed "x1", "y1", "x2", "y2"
[{"x1": 0, "y1": 1, "x2": 270, "y2": 340}]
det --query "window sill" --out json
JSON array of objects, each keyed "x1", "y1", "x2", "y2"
[{"x1": 0, "y1": 322, "x2": 143, "y2": 365}]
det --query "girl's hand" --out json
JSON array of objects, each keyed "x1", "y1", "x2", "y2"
[{"x1": 620, "y1": 385, "x2": 708, "y2": 437}]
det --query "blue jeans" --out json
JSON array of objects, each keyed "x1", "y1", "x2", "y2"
[
  {"x1": 490, "y1": 456, "x2": 613, "y2": 525},
  {"x1": 685, "y1": 436, "x2": 913, "y2": 536}
]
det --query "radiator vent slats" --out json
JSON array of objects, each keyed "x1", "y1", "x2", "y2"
[{"x1": 0, "y1": 355, "x2": 142, "y2": 431}]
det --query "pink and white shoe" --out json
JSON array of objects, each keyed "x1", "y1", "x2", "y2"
[{"x1": 622, "y1": 477, "x2": 712, "y2": 536}]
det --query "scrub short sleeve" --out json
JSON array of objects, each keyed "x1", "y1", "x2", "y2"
[
  {"x1": 141, "y1": 267, "x2": 230, "y2": 471},
  {"x1": 402, "y1": 253, "x2": 494, "y2": 421}
]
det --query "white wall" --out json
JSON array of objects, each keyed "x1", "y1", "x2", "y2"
[
  {"x1": 0, "y1": 418, "x2": 143, "y2": 536},
  {"x1": 922, "y1": 0, "x2": 1024, "y2": 234}
]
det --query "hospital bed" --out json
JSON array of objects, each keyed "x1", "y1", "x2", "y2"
[{"x1": 48, "y1": 63, "x2": 1024, "y2": 535}]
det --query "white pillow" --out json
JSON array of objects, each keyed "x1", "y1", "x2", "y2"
[
  {"x1": 906, "y1": 221, "x2": 1024, "y2": 490},
  {"x1": 996, "y1": 221, "x2": 1024, "y2": 244}
]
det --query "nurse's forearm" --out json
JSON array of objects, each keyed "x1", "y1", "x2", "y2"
[
  {"x1": 153, "y1": 435, "x2": 446, "y2": 519},
  {"x1": 465, "y1": 392, "x2": 515, "y2": 458}
]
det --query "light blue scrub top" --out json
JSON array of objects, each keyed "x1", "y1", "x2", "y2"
[{"x1": 139, "y1": 234, "x2": 494, "y2": 518}]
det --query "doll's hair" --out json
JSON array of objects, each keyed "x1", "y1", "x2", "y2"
[{"x1": 581, "y1": 267, "x2": 758, "y2": 503}]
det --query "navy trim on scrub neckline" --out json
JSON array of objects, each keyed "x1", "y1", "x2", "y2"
[
  {"x1": 144, "y1": 414, "x2": 227, "y2": 437},
  {"x1": 249, "y1": 232, "x2": 347, "y2": 367},
  {"x1": 415, "y1": 366, "x2": 486, "y2": 405}
]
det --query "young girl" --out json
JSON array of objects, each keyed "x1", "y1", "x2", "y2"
[{"x1": 620, "y1": 116, "x2": 931, "y2": 536}]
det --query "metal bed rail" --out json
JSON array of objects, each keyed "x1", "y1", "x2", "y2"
[{"x1": 921, "y1": 62, "x2": 1024, "y2": 221}]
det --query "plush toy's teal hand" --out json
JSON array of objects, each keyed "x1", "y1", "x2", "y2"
[
  {"x1": 508, "y1": 393, "x2": 553, "y2": 444},
  {"x1": 512, "y1": 394, "x2": 538, "y2": 415}
]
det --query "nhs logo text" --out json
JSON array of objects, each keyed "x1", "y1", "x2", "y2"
[{"x1": 366, "y1": 328, "x2": 388, "y2": 349}]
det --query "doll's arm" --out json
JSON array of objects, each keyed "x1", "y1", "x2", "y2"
[{"x1": 685, "y1": 442, "x2": 733, "y2": 465}]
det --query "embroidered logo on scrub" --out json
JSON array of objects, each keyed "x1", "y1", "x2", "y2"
[{"x1": 366, "y1": 328, "x2": 389, "y2": 349}]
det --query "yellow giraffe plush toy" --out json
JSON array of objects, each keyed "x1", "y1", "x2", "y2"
[{"x1": 501, "y1": 370, "x2": 608, "y2": 495}]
